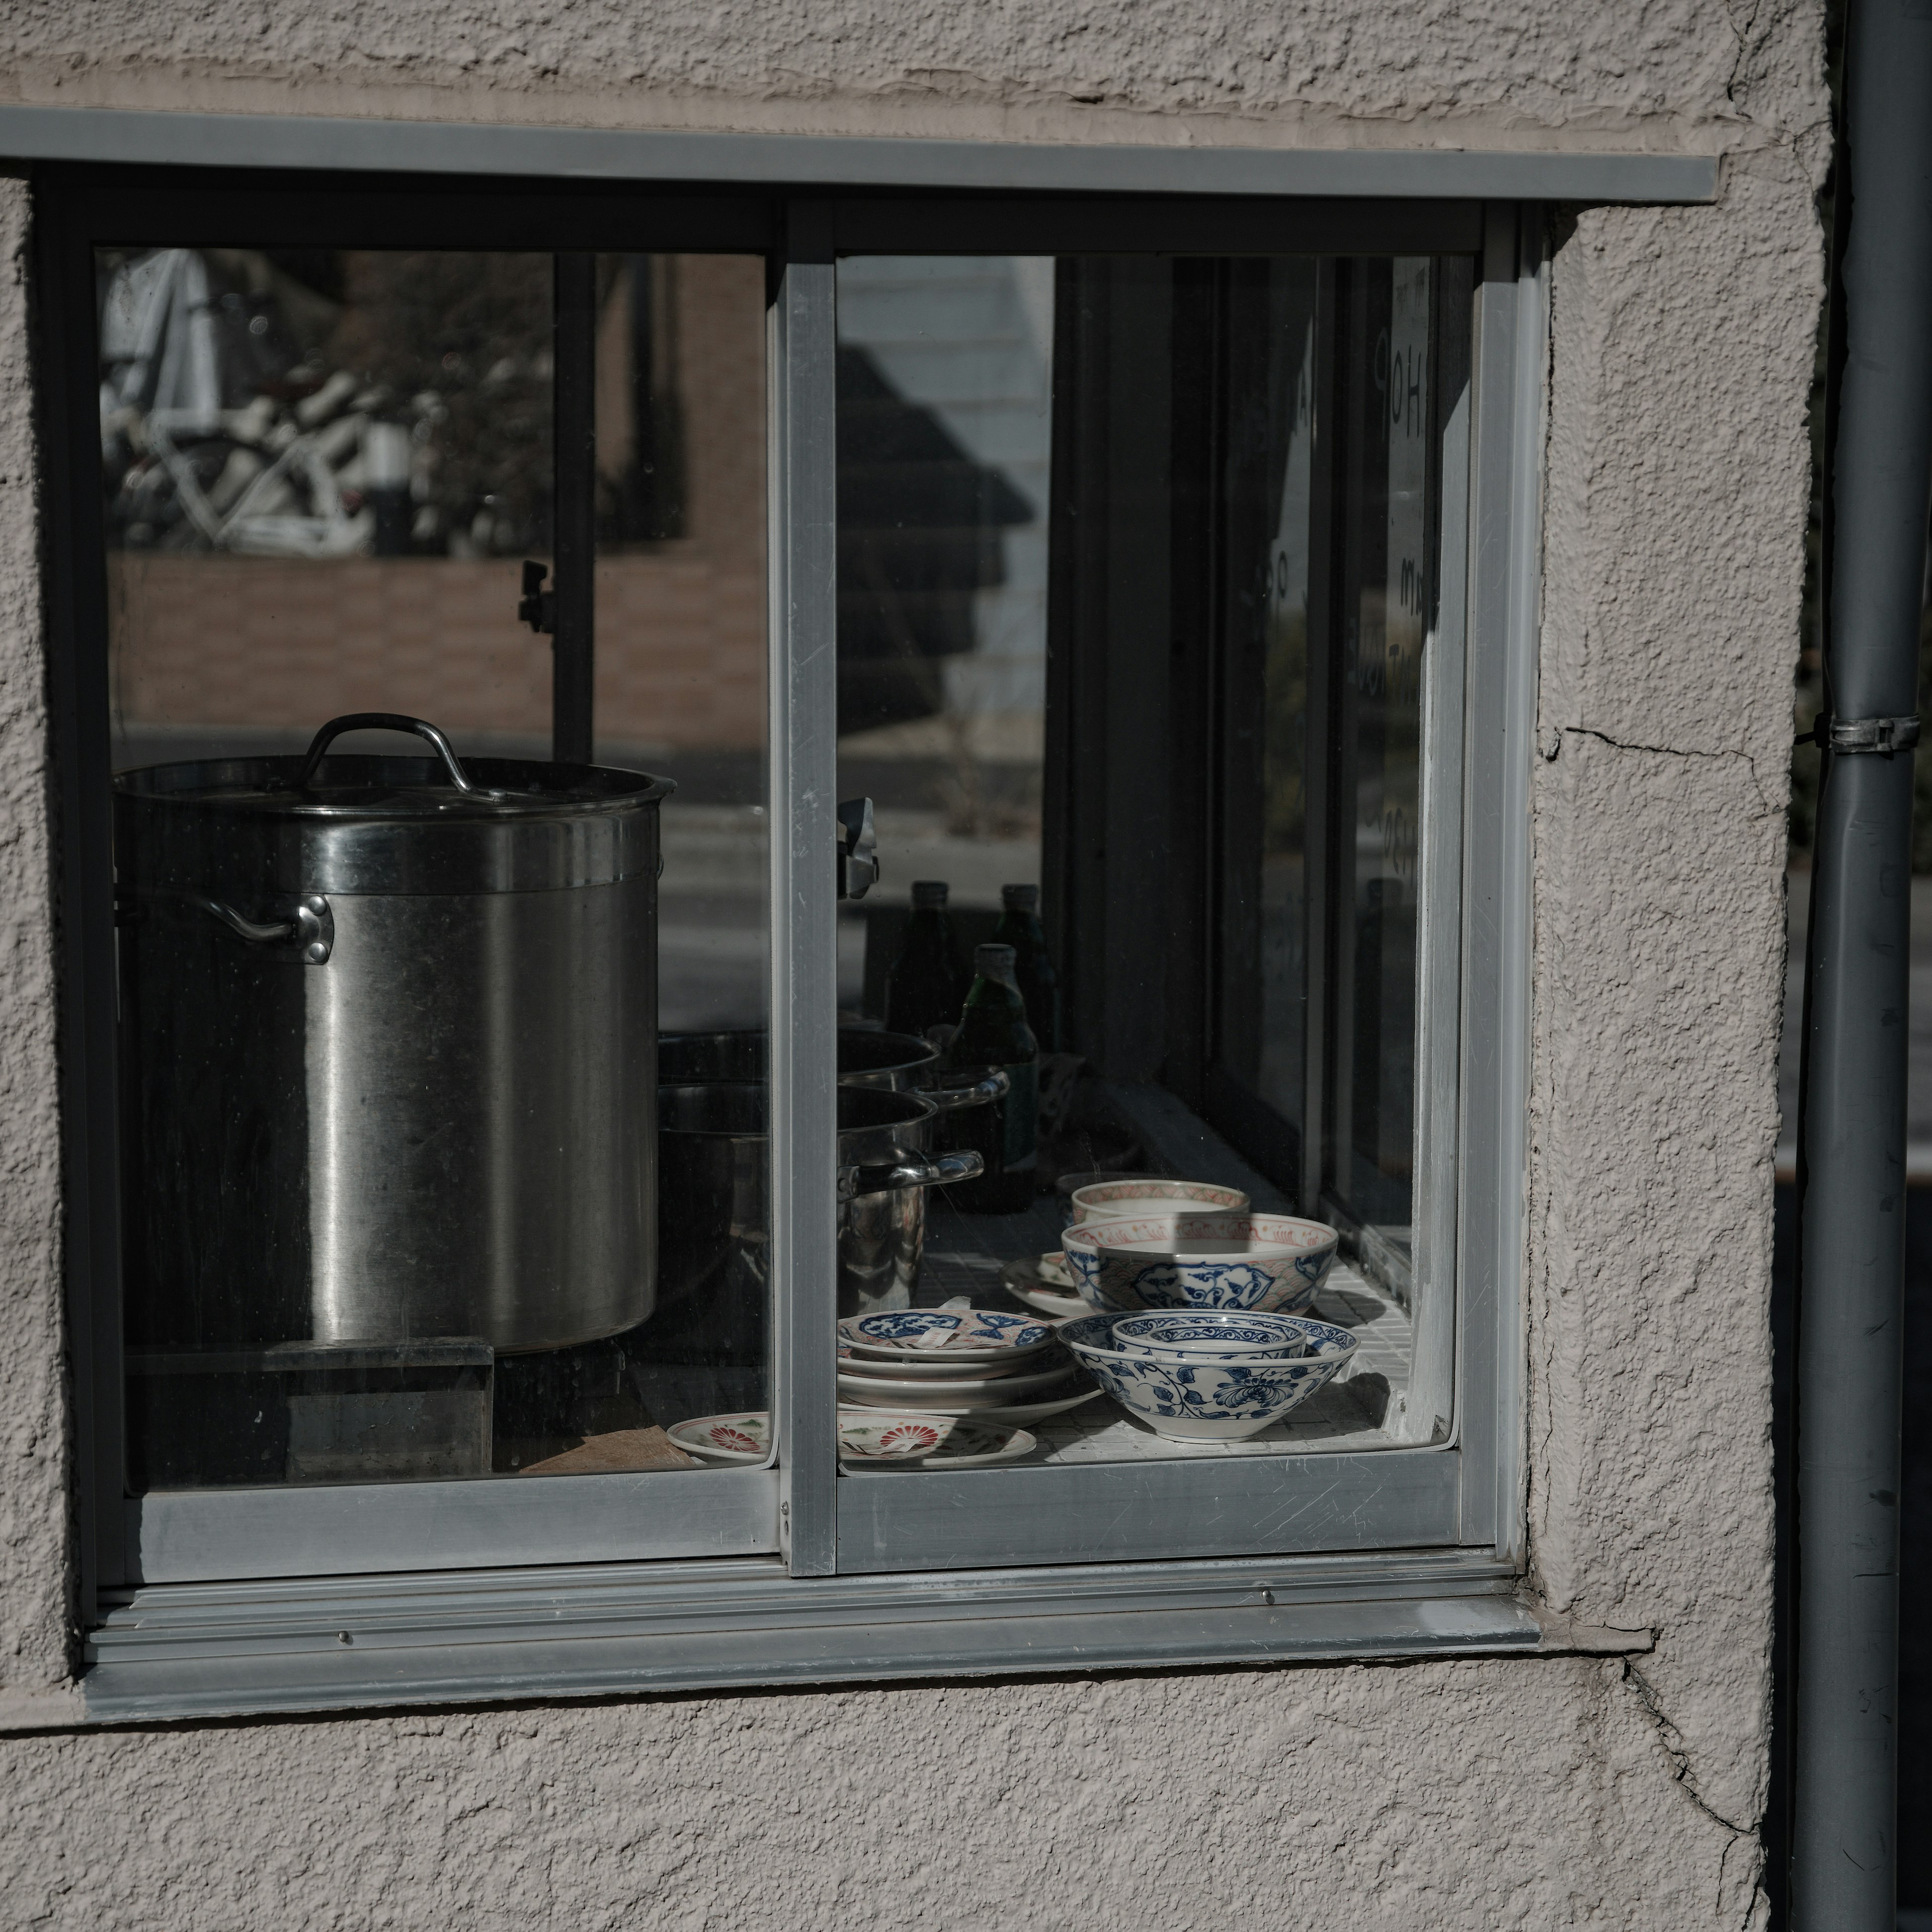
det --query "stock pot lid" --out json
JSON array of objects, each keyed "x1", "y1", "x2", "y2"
[
  {"x1": 119, "y1": 755, "x2": 670, "y2": 820},
  {"x1": 115, "y1": 753, "x2": 674, "y2": 896}
]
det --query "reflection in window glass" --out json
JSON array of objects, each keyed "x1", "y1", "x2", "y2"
[
  {"x1": 1214, "y1": 257, "x2": 1471, "y2": 1280},
  {"x1": 834, "y1": 252, "x2": 1054, "y2": 1104},
  {"x1": 101, "y1": 246, "x2": 769, "y2": 1491},
  {"x1": 594, "y1": 255, "x2": 769, "y2": 1038}
]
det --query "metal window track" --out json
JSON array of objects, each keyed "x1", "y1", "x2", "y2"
[{"x1": 73, "y1": 1549, "x2": 1550, "y2": 1726}]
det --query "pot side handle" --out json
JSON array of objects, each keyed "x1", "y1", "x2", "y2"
[
  {"x1": 923, "y1": 1070, "x2": 1011, "y2": 1114},
  {"x1": 837, "y1": 1151, "x2": 984, "y2": 1201},
  {"x1": 183, "y1": 893, "x2": 334, "y2": 964}
]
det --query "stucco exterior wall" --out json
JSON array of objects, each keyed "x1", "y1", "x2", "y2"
[{"x1": 0, "y1": 1, "x2": 1826, "y2": 1924}]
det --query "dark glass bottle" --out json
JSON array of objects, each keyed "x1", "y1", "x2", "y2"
[
  {"x1": 939, "y1": 942, "x2": 1040, "y2": 1214},
  {"x1": 990, "y1": 882, "x2": 1060, "y2": 1054},
  {"x1": 883, "y1": 880, "x2": 967, "y2": 1039}
]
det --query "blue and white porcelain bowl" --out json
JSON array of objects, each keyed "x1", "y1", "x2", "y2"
[
  {"x1": 1059, "y1": 1213, "x2": 1339, "y2": 1316},
  {"x1": 1059, "y1": 1311, "x2": 1357, "y2": 1440},
  {"x1": 1109, "y1": 1310, "x2": 1310, "y2": 1360}
]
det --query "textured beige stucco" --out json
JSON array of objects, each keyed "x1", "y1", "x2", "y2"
[
  {"x1": 0, "y1": 0, "x2": 1827, "y2": 154},
  {"x1": 0, "y1": 174, "x2": 70, "y2": 1721},
  {"x1": 0, "y1": 0, "x2": 1826, "y2": 1923},
  {"x1": 4, "y1": 1660, "x2": 1757, "y2": 1930}
]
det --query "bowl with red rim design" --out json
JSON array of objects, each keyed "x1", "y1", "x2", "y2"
[
  {"x1": 1060, "y1": 1213, "x2": 1339, "y2": 1314},
  {"x1": 1068, "y1": 1178, "x2": 1252, "y2": 1226}
]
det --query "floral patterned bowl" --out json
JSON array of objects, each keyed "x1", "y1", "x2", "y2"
[
  {"x1": 1059, "y1": 1312, "x2": 1357, "y2": 1441},
  {"x1": 668, "y1": 1409, "x2": 1037, "y2": 1468},
  {"x1": 1109, "y1": 1310, "x2": 1310, "y2": 1359},
  {"x1": 1068, "y1": 1178, "x2": 1252, "y2": 1226},
  {"x1": 1060, "y1": 1214, "x2": 1338, "y2": 1315}
]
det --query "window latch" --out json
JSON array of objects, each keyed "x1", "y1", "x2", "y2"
[
  {"x1": 1798, "y1": 713, "x2": 1921, "y2": 754},
  {"x1": 518, "y1": 559, "x2": 555, "y2": 635},
  {"x1": 837, "y1": 797, "x2": 877, "y2": 900}
]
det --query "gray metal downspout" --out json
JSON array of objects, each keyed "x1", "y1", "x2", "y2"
[{"x1": 1793, "y1": 0, "x2": 1932, "y2": 1921}]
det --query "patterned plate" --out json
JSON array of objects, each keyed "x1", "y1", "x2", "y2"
[
  {"x1": 667, "y1": 1409, "x2": 1040, "y2": 1468},
  {"x1": 838, "y1": 1308, "x2": 1056, "y2": 1359},
  {"x1": 837, "y1": 1413, "x2": 1038, "y2": 1469},
  {"x1": 665, "y1": 1412, "x2": 772, "y2": 1464}
]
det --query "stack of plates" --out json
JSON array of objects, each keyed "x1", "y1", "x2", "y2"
[{"x1": 835, "y1": 1309, "x2": 1102, "y2": 1423}]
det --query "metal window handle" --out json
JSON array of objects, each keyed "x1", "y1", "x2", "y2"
[
  {"x1": 518, "y1": 559, "x2": 556, "y2": 636},
  {"x1": 294, "y1": 713, "x2": 476, "y2": 793},
  {"x1": 923, "y1": 1070, "x2": 1011, "y2": 1113},
  {"x1": 837, "y1": 1150, "x2": 984, "y2": 1201},
  {"x1": 184, "y1": 893, "x2": 334, "y2": 964}
]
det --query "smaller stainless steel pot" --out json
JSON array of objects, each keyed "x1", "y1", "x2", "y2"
[
  {"x1": 660, "y1": 1029, "x2": 1008, "y2": 1111},
  {"x1": 636, "y1": 1082, "x2": 983, "y2": 1365}
]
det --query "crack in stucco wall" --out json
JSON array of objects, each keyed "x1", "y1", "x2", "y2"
[
  {"x1": 1619, "y1": 1660, "x2": 1771, "y2": 1931},
  {"x1": 1527, "y1": 130, "x2": 1819, "y2": 1854},
  {"x1": 1550, "y1": 725, "x2": 1782, "y2": 819}
]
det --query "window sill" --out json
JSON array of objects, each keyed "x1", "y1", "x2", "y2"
[{"x1": 59, "y1": 1549, "x2": 1612, "y2": 1727}]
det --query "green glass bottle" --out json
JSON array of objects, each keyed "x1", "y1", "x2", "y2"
[
  {"x1": 883, "y1": 880, "x2": 966, "y2": 1039},
  {"x1": 939, "y1": 942, "x2": 1040, "y2": 1214},
  {"x1": 990, "y1": 882, "x2": 1061, "y2": 1054}
]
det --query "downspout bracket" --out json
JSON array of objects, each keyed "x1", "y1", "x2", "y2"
[{"x1": 1798, "y1": 714, "x2": 1921, "y2": 754}]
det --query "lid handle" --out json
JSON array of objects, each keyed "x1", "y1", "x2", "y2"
[{"x1": 294, "y1": 714, "x2": 476, "y2": 794}]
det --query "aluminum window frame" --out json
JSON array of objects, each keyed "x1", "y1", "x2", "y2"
[
  {"x1": 38, "y1": 171, "x2": 794, "y2": 1607},
  {"x1": 31, "y1": 155, "x2": 1546, "y2": 1709},
  {"x1": 815, "y1": 205, "x2": 1538, "y2": 1576}
]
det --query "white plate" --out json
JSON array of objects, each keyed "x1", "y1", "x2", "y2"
[
  {"x1": 836, "y1": 1343, "x2": 1043, "y2": 1381},
  {"x1": 837, "y1": 1383, "x2": 1106, "y2": 1423},
  {"x1": 999, "y1": 1257, "x2": 1087, "y2": 1320},
  {"x1": 837, "y1": 1357, "x2": 1076, "y2": 1407}
]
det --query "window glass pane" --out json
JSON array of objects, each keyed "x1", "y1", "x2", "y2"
[
  {"x1": 1330, "y1": 258, "x2": 1431, "y2": 1263},
  {"x1": 1215, "y1": 262, "x2": 1320, "y2": 1180},
  {"x1": 831, "y1": 252, "x2": 1470, "y2": 1492},
  {"x1": 102, "y1": 246, "x2": 769, "y2": 1491}
]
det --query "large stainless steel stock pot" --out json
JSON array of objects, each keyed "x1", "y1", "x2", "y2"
[
  {"x1": 116, "y1": 712, "x2": 673, "y2": 1356},
  {"x1": 638, "y1": 1082, "x2": 984, "y2": 1365}
]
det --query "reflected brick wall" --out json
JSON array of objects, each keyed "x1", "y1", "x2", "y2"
[{"x1": 106, "y1": 255, "x2": 766, "y2": 754}]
